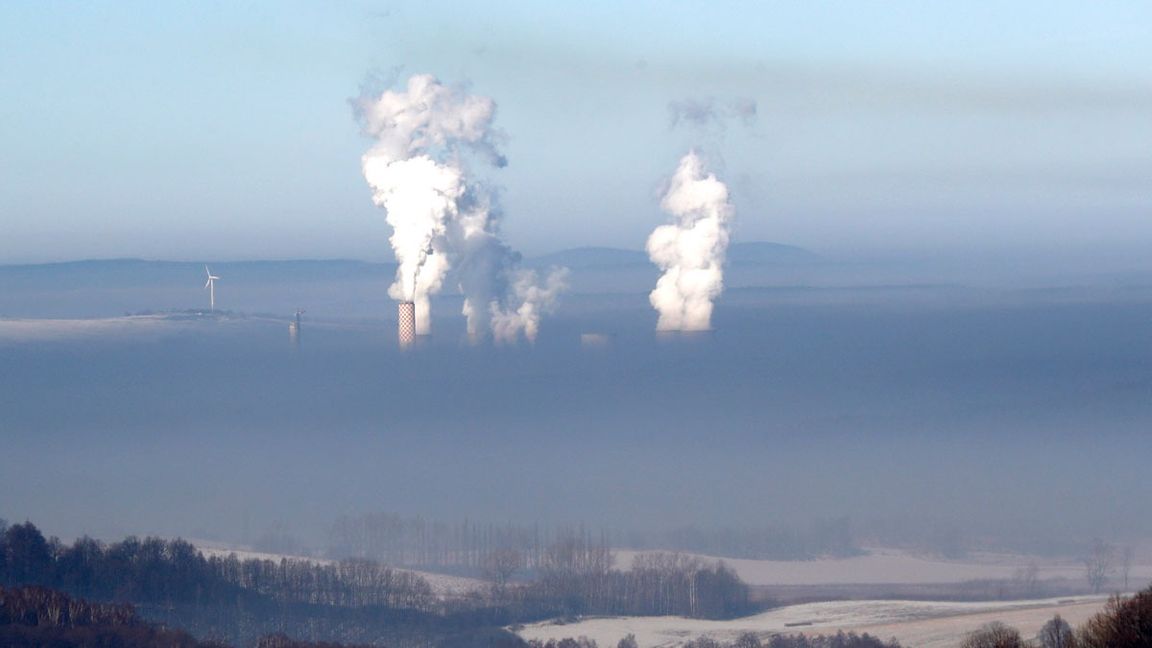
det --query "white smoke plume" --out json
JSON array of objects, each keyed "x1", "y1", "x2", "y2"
[
  {"x1": 355, "y1": 73, "x2": 565, "y2": 342},
  {"x1": 447, "y1": 189, "x2": 568, "y2": 344},
  {"x1": 491, "y1": 267, "x2": 570, "y2": 344},
  {"x1": 646, "y1": 151, "x2": 734, "y2": 331}
]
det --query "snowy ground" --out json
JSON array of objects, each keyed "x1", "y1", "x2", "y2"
[
  {"x1": 192, "y1": 544, "x2": 486, "y2": 597},
  {"x1": 185, "y1": 543, "x2": 1150, "y2": 602},
  {"x1": 515, "y1": 595, "x2": 1112, "y2": 648},
  {"x1": 613, "y1": 548, "x2": 1152, "y2": 586}
]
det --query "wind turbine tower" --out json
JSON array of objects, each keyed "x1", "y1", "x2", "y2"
[{"x1": 204, "y1": 266, "x2": 221, "y2": 311}]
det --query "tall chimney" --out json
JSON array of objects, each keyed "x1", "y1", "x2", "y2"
[{"x1": 398, "y1": 301, "x2": 416, "y2": 349}]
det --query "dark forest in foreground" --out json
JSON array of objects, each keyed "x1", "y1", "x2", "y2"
[
  {"x1": 0, "y1": 519, "x2": 751, "y2": 646},
  {"x1": 5, "y1": 518, "x2": 1152, "y2": 647},
  {"x1": 8, "y1": 582, "x2": 1152, "y2": 648}
]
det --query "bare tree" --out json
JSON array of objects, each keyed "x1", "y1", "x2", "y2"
[
  {"x1": 1121, "y1": 546, "x2": 1135, "y2": 592},
  {"x1": 960, "y1": 622, "x2": 1026, "y2": 648},
  {"x1": 1037, "y1": 614, "x2": 1075, "y2": 648},
  {"x1": 734, "y1": 632, "x2": 763, "y2": 648},
  {"x1": 617, "y1": 634, "x2": 639, "y2": 648},
  {"x1": 1084, "y1": 540, "x2": 1115, "y2": 594},
  {"x1": 1013, "y1": 563, "x2": 1041, "y2": 598},
  {"x1": 1077, "y1": 589, "x2": 1152, "y2": 648},
  {"x1": 483, "y1": 547, "x2": 525, "y2": 592}
]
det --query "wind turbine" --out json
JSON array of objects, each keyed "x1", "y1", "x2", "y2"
[{"x1": 204, "y1": 266, "x2": 220, "y2": 311}]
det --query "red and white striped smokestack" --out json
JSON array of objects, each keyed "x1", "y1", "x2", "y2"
[{"x1": 398, "y1": 301, "x2": 416, "y2": 349}]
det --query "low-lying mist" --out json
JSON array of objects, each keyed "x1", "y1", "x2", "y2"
[{"x1": 3, "y1": 261, "x2": 1152, "y2": 561}]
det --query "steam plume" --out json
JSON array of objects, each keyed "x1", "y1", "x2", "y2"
[
  {"x1": 355, "y1": 74, "x2": 565, "y2": 342},
  {"x1": 448, "y1": 190, "x2": 568, "y2": 344},
  {"x1": 646, "y1": 151, "x2": 733, "y2": 331},
  {"x1": 491, "y1": 267, "x2": 570, "y2": 344}
]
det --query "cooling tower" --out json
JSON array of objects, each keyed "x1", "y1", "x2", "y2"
[{"x1": 398, "y1": 301, "x2": 416, "y2": 349}]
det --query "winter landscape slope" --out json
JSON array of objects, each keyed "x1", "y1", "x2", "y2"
[{"x1": 516, "y1": 596, "x2": 1112, "y2": 648}]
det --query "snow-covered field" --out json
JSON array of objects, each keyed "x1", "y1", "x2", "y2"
[
  {"x1": 613, "y1": 548, "x2": 1151, "y2": 586},
  {"x1": 522, "y1": 547, "x2": 1149, "y2": 648},
  {"x1": 185, "y1": 543, "x2": 1149, "y2": 602},
  {"x1": 516, "y1": 596, "x2": 1112, "y2": 648},
  {"x1": 192, "y1": 544, "x2": 486, "y2": 597}
]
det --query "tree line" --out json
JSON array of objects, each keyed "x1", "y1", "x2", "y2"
[
  {"x1": 0, "y1": 584, "x2": 454, "y2": 648},
  {"x1": 329, "y1": 514, "x2": 598, "y2": 572},
  {"x1": 0, "y1": 584, "x2": 226, "y2": 648},
  {"x1": 330, "y1": 519, "x2": 754, "y2": 619},
  {"x1": 496, "y1": 537, "x2": 752, "y2": 620},
  {"x1": 2, "y1": 519, "x2": 756, "y2": 645},
  {"x1": 10, "y1": 581, "x2": 1152, "y2": 648},
  {"x1": 328, "y1": 514, "x2": 860, "y2": 569},
  {"x1": 0, "y1": 583, "x2": 879, "y2": 648},
  {"x1": 936, "y1": 587, "x2": 1152, "y2": 648},
  {"x1": 0, "y1": 520, "x2": 472, "y2": 646},
  {"x1": 0, "y1": 521, "x2": 436, "y2": 612},
  {"x1": 2, "y1": 519, "x2": 752, "y2": 620},
  {"x1": 524, "y1": 631, "x2": 898, "y2": 648}
]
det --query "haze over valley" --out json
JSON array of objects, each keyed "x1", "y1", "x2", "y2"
[{"x1": 3, "y1": 3, "x2": 1152, "y2": 647}]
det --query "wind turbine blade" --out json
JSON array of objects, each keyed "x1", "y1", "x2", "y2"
[
  {"x1": 205, "y1": 279, "x2": 212, "y2": 289},
  {"x1": 205, "y1": 265, "x2": 211, "y2": 277}
]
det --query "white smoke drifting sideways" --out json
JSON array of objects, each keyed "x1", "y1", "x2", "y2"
[
  {"x1": 646, "y1": 151, "x2": 734, "y2": 331},
  {"x1": 491, "y1": 267, "x2": 570, "y2": 344},
  {"x1": 355, "y1": 74, "x2": 565, "y2": 342},
  {"x1": 449, "y1": 196, "x2": 568, "y2": 345}
]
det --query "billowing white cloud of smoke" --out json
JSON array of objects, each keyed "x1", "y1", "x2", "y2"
[
  {"x1": 355, "y1": 74, "x2": 564, "y2": 342},
  {"x1": 359, "y1": 155, "x2": 459, "y2": 331},
  {"x1": 356, "y1": 74, "x2": 506, "y2": 166},
  {"x1": 646, "y1": 151, "x2": 734, "y2": 331},
  {"x1": 447, "y1": 188, "x2": 568, "y2": 344},
  {"x1": 491, "y1": 267, "x2": 570, "y2": 344},
  {"x1": 356, "y1": 74, "x2": 500, "y2": 334}
]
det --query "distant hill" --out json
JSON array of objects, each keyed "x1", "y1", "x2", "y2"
[
  {"x1": 0, "y1": 259, "x2": 399, "y2": 318},
  {"x1": 0, "y1": 244, "x2": 824, "y2": 315},
  {"x1": 0, "y1": 242, "x2": 819, "y2": 283},
  {"x1": 727, "y1": 242, "x2": 821, "y2": 265},
  {"x1": 0, "y1": 259, "x2": 396, "y2": 289}
]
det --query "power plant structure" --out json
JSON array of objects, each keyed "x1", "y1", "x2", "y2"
[
  {"x1": 398, "y1": 301, "x2": 416, "y2": 349},
  {"x1": 288, "y1": 309, "x2": 304, "y2": 349}
]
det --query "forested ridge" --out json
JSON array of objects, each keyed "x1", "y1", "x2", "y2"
[
  {"x1": 0, "y1": 584, "x2": 870, "y2": 648},
  {"x1": 0, "y1": 584, "x2": 227, "y2": 647},
  {"x1": 0, "y1": 519, "x2": 754, "y2": 646},
  {"x1": 9, "y1": 516, "x2": 1152, "y2": 648}
]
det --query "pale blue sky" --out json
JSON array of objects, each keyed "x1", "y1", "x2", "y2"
[{"x1": 1, "y1": 1, "x2": 1149, "y2": 263}]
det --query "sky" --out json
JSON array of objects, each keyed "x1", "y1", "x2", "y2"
[{"x1": 0, "y1": 1, "x2": 1150, "y2": 264}]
